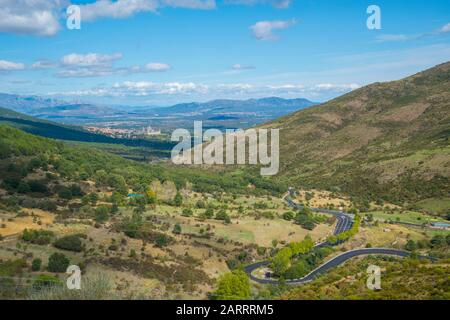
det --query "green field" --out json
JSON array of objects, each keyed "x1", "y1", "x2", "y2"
[
  {"x1": 366, "y1": 210, "x2": 448, "y2": 225},
  {"x1": 415, "y1": 198, "x2": 450, "y2": 215}
]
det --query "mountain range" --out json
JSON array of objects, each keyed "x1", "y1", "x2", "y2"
[{"x1": 0, "y1": 94, "x2": 316, "y2": 129}]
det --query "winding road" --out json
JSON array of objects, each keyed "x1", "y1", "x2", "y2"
[
  {"x1": 244, "y1": 192, "x2": 411, "y2": 285},
  {"x1": 244, "y1": 248, "x2": 410, "y2": 285}
]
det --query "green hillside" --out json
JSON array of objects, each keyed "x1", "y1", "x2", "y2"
[
  {"x1": 0, "y1": 124, "x2": 284, "y2": 196},
  {"x1": 0, "y1": 107, "x2": 174, "y2": 158},
  {"x1": 263, "y1": 62, "x2": 450, "y2": 205}
]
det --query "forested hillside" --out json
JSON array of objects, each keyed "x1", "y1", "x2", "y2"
[{"x1": 263, "y1": 62, "x2": 450, "y2": 205}]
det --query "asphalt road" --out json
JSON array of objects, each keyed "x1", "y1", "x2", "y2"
[
  {"x1": 244, "y1": 194, "x2": 411, "y2": 285},
  {"x1": 244, "y1": 248, "x2": 410, "y2": 285},
  {"x1": 284, "y1": 196, "x2": 354, "y2": 236}
]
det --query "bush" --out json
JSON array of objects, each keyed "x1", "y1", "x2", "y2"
[
  {"x1": 174, "y1": 192, "x2": 183, "y2": 206},
  {"x1": 204, "y1": 208, "x2": 214, "y2": 219},
  {"x1": 31, "y1": 258, "x2": 42, "y2": 272},
  {"x1": 54, "y1": 234, "x2": 84, "y2": 252},
  {"x1": 32, "y1": 275, "x2": 62, "y2": 291},
  {"x1": 195, "y1": 200, "x2": 206, "y2": 209},
  {"x1": 0, "y1": 259, "x2": 27, "y2": 276},
  {"x1": 213, "y1": 270, "x2": 250, "y2": 300},
  {"x1": 95, "y1": 206, "x2": 110, "y2": 223},
  {"x1": 22, "y1": 229, "x2": 54, "y2": 245},
  {"x1": 172, "y1": 223, "x2": 182, "y2": 234},
  {"x1": 295, "y1": 211, "x2": 316, "y2": 230},
  {"x1": 48, "y1": 253, "x2": 70, "y2": 273},
  {"x1": 282, "y1": 211, "x2": 294, "y2": 220},
  {"x1": 182, "y1": 208, "x2": 193, "y2": 217},
  {"x1": 215, "y1": 209, "x2": 231, "y2": 224},
  {"x1": 58, "y1": 187, "x2": 73, "y2": 200},
  {"x1": 154, "y1": 234, "x2": 171, "y2": 247},
  {"x1": 430, "y1": 235, "x2": 446, "y2": 248},
  {"x1": 28, "y1": 180, "x2": 49, "y2": 194},
  {"x1": 405, "y1": 240, "x2": 417, "y2": 251},
  {"x1": 284, "y1": 260, "x2": 309, "y2": 279}
]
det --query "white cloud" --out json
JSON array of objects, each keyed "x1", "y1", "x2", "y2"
[
  {"x1": 314, "y1": 83, "x2": 360, "y2": 91},
  {"x1": 57, "y1": 53, "x2": 124, "y2": 77},
  {"x1": 55, "y1": 53, "x2": 172, "y2": 77},
  {"x1": 0, "y1": 0, "x2": 63, "y2": 36},
  {"x1": 31, "y1": 59, "x2": 57, "y2": 69},
  {"x1": 60, "y1": 53, "x2": 123, "y2": 67},
  {"x1": 52, "y1": 81, "x2": 359, "y2": 101},
  {"x1": 113, "y1": 81, "x2": 208, "y2": 95},
  {"x1": 375, "y1": 22, "x2": 450, "y2": 43},
  {"x1": 79, "y1": 0, "x2": 216, "y2": 22},
  {"x1": 231, "y1": 64, "x2": 254, "y2": 71},
  {"x1": 375, "y1": 34, "x2": 410, "y2": 42},
  {"x1": 440, "y1": 23, "x2": 450, "y2": 33},
  {"x1": 145, "y1": 62, "x2": 171, "y2": 72},
  {"x1": 250, "y1": 19, "x2": 296, "y2": 41},
  {"x1": 0, "y1": 0, "x2": 215, "y2": 36},
  {"x1": 224, "y1": 0, "x2": 291, "y2": 9},
  {"x1": 56, "y1": 68, "x2": 116, "y2": 78},
  {"x1": 0, "y1": 59, "x2": 26, "y2": 71},
  {"x1": 79, "y1": 0, "x2": 158, "y2": 22}
]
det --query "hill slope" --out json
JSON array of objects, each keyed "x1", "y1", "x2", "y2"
[
  {"x1": 0, "y1": 107, "x2": 174, "y2": 157},
  {"x1": 263, "y1": 62, "x2": 450, "y2": 204}
]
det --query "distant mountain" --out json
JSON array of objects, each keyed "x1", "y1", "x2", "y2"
[
  {"x1": 0, "y1": 93, "x2": 125, "y2": 121},
  {"x1": 0, "y1": 93, "x2": 65, "y2": 114},
  {"x1": 262, "y1": 62, "x2": 450, "y2": 204},
  {"x1": 150, "y1": 97, "x2": 316, "y2": 117},
  {"x1": 0, "y1": 94, "x2": 317, "y2": 129}
]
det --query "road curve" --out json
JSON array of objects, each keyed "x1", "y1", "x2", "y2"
[
  {"x1": 244, "y1": 248, "x2": 410, "y2": 285},
  {"x1": 244, "y1": 193, "x2": 410, "y2": 285},
  {"x1": 283, "y1": 196, "x2": 354, "y2": 236}
]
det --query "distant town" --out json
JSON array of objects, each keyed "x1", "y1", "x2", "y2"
[{"x1": 84, "y1": 125, "x2": 162, "y2": 139}]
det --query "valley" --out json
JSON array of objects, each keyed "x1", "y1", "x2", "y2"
[{"x1": 0, "y1": 63, "x2": 449, "y2": 300}]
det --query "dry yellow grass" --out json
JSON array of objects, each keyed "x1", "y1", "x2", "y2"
[
  {"x1": 346, "y1": 223, "x2": 426, "y2": 249},
  {"x1": 295, "y1": 189, "x2": 351, "y2": 209},
  {"x1": 0, "y1": 208, "x2": 54, "y2": 237}
]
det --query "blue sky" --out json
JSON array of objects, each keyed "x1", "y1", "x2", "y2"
[{"x1": 0, "y1": 0, "x2": 449, "y2": 106}]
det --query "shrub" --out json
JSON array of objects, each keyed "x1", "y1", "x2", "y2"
[
  {"x1": 31, "y1": 258, "x2": 42, "y2": 272},
  {"x1": 0, "y1": 259, "x2": 27, "y2": 276},
  {"x1": 95, "y1": 206, "x2": 110, "y2": 223},
  {"x1": 58, "y1": 187, "x2": 73, "y2": 200},
  {"x1": 22, "y1": 229, "x2": 54, "y2": 245},
  {"x1": 182, "y1": 208, "x2": 193, "y2": 217},
  {"x1": 284, "y1": 260, "x2": 309, "y2": 279},
  {"x1": 54, "y1": 234, "x2": 84, "y2": 252},
  {"x1": 195, "y1": 200, "x2": 206, "y2": 209},
  {"x1": 48, "y1": 253, "x2": 70, "y2": 273},
  {"x1": 405, "y1": 240, "x2": 417, "y2": 251},
  {"x1": 204, "y1": 208, "x2": 214, "y2": 219},
  {"x1": 215, "y1": 209, "x2": 231, "y2": 224},
  {"x1": 32, "y1": 275, "x2": 62, "y2": 291},
  {"x1": 154, "y1": 234, "x2": 171, "y2": 247},
  {"x1": 282, "y1": 211, "x2": 294, "y2": 220},
  {"x1": 213, "y1": 270, "x2": 250, "y2": 300},
  {"x1": 172, "y1": 223, "x2": 182, "y2": 234},
  {"x1": 174, "y1": 192, "x2": 183, "y2": 206}
]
